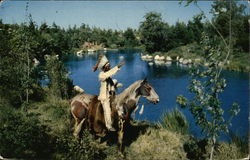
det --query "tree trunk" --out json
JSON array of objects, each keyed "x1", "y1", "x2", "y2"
[{"x1": 209, "y1": 135, "x2": 216, "y2": 160}]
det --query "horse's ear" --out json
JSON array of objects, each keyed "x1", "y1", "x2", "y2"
[{"x1": 143, "y1": 77, "x2": 148, "y2": 83}]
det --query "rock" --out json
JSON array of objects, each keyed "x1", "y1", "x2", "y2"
[
  {"x1": 147, "y1": 55, "x2": 153, "y2": 59},
  {"x1": 159, "y1": 56, "x2": 165, "y2": 61},
  {"x1": 182, "y1": 59, "x2": 189, "y2": 65},
  {"x1": 154, "y1": 55, "x2": 160, "y2": 60},
  {"x1": 142, "y1": 54, "x2": 153, "y2": 61},
  {"x1": 179, "y1": 58, "x2": 184, "y2": 63},
  {"x1": 141, "y1": 55, "x2": 147, "y2": 60},
  {"x1": 76, "y1": 50, "x2": 83, "y2": 54},
  {"x1": 148, "y1": 62, "x2": 154, "y2": 66},
  {"x1": 176, "y1": 56, "x2": 179, "y2": 61},
  {"x1": 166, "y1": 56, "x2": 172, "y2": 61}
]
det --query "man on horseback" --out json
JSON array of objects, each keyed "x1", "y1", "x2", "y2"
[{"x1": 93, "y1": 54, "x2": 125, "y2": 131}]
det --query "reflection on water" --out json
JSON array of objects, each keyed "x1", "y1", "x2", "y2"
[{"x1": 64, "y1": 50, "x2": 249, "y2": 140}]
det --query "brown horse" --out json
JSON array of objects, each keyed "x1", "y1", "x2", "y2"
[{"x1": 70, "y1": 79, "x2": 159, "y2": 150}]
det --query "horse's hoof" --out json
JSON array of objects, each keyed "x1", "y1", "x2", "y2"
[
  {"x1": 118, "y1": 152, "x2": 125, "y2": 159},
  {"x1": 96, "y1": 133, "x2": 106, "y2": 137},
  {"x1": 108, "y1": 127, "x2": 116, "y2": 132}
]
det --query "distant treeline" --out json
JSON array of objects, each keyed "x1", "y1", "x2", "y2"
[
  {"x1": 0, "y1": 20, "x2": 140, "y2": 59},
  {"x1": 1, "y1": 1, "x2": 248, "y2": 59}
]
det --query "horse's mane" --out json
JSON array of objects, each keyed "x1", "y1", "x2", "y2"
[{"x1": 115, "y1": 80, "x2": 143, "y2": 105}]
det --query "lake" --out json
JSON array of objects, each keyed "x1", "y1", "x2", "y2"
[{"x1": 63, "y1": 49, "x2": 249, "y2": 140}]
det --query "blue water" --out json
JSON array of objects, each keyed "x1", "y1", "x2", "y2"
[{"x1": 63, "y1": 50, "x2": 249, "y2": 140}]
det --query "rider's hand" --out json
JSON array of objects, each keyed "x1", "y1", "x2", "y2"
[{"x1": 118, "y1": 61, "x2": 125, "y2": 68}]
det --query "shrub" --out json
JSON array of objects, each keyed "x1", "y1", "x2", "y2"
[
  {"x1": 54, "y1": 130, "x2": 106, "y2": 160},
  {"x1": 0, "y1": 106, "x2": 54, "y2": 159},
  {"x1": 158, "y1": 108, "x2": 189, "y2": 135},
  {"x1": 183, "y1": 135, "x2": 248, "y2": 160},
  {"x1": 183, "y1": 136, "x2": 208, "y2": 160},
  {"x1": 45, "y1": 54, "x2": 74, "y2": 99},
  {"x1": 213, "y1": 142, "x2": 246, "y2": 160}
]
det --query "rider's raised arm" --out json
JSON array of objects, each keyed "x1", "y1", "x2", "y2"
[{"x1": 99, "y1": 66, "x2": 120, "y2": 81}]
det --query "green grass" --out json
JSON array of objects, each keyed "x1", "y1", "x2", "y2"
[
  {"x1": 28, "y1": 96, "x2": 71, "y2": 135},
  {"x1": 125, "y1": 128, "x2": 187, "y2": 160},
  {"x1": 227, "y1": 53, "x2": 250, "y2": 72},
  {"x1": 158, "y1": 108, "x2": 190, "y2": 135}
]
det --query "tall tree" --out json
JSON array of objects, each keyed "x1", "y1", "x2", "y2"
[
  {"x1": 187, "y1": 14, "x2": 204, "y2": 43},
  {"x1": 45, "y1": 55, "x2": 73, "y2": 99},
  {"x1": 123, "y1": 28, "x2": 138, "y2": 48},
  {"x1": 139, "y1": 12, "x2": 167, "y2": 54},
  {"x1": 211, "y1": 0, "x2": 249, "y2": 52},
  {"x1": 0, "y1": 21, "x2": 40, "y2": 106}
]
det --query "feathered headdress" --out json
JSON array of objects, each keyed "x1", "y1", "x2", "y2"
[{"x1": 92, "y1": 54, "x2": 109, "y2": 72}]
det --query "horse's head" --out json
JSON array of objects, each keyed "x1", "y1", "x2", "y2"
[{"x1": 136, "y1": 79, "x2": 159, "y2": 104}]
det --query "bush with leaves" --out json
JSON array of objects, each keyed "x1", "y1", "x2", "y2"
[
  {"x1": 176, "y1": 33, "x2": 240, "y2": 160},
  {"x1": 54, "y1": 130, "x2": 106, "y2": 160},
  {"x1": 0, "y1": 106, "x2": 54, "y2": 159},
  {"x1": 0, "y1": 20, "x2": 44, "y2": 106},
  {"x1": 45, "y1": 54, "x2": 73, "y2": 99}
]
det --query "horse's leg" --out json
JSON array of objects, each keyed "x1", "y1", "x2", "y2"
[
  {"x1": 72, "y1": 114, "x2": 80, "y2": 137},
  {"x1": 118, "y1": 118, "x2": 125, "y2": 157},
  {"x1": 71, "y1": 100, "x2": 88, "y2": 138},
  {"x1": 74, "y1": 118, "x2": 85, "y2": 138}
]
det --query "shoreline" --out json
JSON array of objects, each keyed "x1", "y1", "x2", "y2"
[{"x1": 73, "y1": 44, "x2": 249, "y2": 73}]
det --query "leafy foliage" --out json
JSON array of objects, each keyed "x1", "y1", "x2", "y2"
[
  {"x1": 55, "y1": 131, "x2": 106, "y2": 160},
  {"x1": 0, "y1": 20, "x2": 44, "y2": 106},
  {"x1": 45, "y1": 54, "x2": 73, "y2": 99},
  {"x1": 176, "y1": 33, "x2": 240, "y2": 159},
  {"x1": 123, "y1": 28, "x2": 139, "y2": 48},
  {"x1": 0, "y1": 106, "x2": 54, "y2": 159},
  {"x1": 139, "y1": 12, "x2": 168, "y2": 53},
  {"x1": 183, "y1": 137, "x2": 208, "y2": 160}
]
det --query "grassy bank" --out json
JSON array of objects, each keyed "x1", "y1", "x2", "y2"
[
  {"x1": 0, "y1": 99, "x2": 248, "y2": 159},
  {"x1": 146, "y1": 43, "x2": 250, "y2": 72}
]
